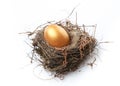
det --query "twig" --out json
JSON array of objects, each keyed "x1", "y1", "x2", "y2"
[
  {"x1": 87, "y1": 57, "x2": 96, "y2": 69},
  {"x1": 67, "y1": 3, "x2": 80, "y2": 18}
]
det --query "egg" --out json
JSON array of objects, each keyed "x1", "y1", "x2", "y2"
[{"x1": 44, "y1": 24, "x2": 70, "y2": 48}]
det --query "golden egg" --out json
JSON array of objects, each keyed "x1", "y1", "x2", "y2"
[{"x1": 44, "y1": 24, "x2": 70, "y2": 48}]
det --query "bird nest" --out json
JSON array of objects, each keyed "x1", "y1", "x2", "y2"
[{"x1": 28, "y1": 20, "x2": 97, "y2": 78}]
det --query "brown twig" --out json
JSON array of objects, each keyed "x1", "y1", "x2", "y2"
[{"x1": 87, "y1": 57, "x2": 96, "y2": 68}]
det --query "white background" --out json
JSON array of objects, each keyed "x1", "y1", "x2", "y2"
[{"x1": 0, "y1": 0, "x2": 120, "y2": 86}]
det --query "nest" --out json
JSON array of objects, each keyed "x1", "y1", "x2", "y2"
[{"x1": 30, "y1": 20, "x2": 97, "y2": 78}]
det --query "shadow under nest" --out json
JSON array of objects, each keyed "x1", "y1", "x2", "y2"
[{"x1": 31, "y1": 20, "x2": 97, "y2": 78}]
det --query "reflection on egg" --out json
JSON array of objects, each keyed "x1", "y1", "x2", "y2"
[{"x1": 44, "y1": 24, "x2": 70, "y2": 48}]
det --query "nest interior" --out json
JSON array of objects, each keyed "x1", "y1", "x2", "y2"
[{"x1": 32, "y1": 21, "x2": 97, "y2": 77}]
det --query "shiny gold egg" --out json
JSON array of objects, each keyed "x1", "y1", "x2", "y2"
[{"x1": 44, "y1": 24, "x2": 70, "y2": 48}]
